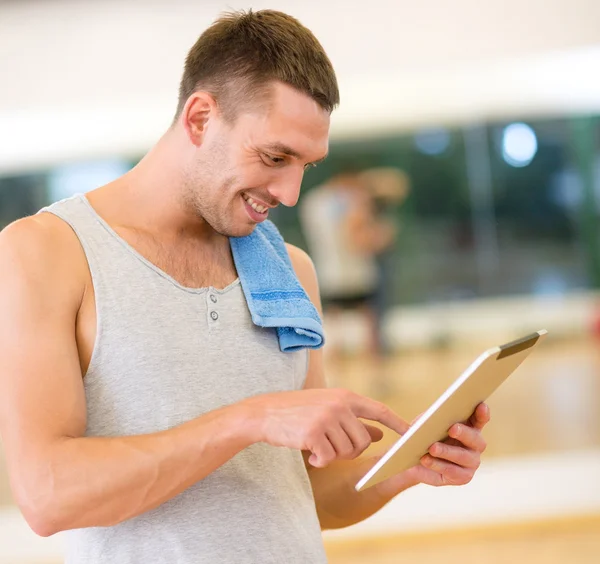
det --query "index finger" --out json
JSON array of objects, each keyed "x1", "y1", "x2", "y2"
[{"x1": 349, "y1": 394, "x2": 409, "y2": 435}]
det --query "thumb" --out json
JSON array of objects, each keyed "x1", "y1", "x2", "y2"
[
  {"x1": 308, "y1": 452, "x2": 326, "y2": 468},
  {"x1": 363, "y1": 423, "x2": 384, "y2": 442}
]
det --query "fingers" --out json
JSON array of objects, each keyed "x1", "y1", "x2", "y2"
[
  {"x1": 309, "y1": 421, "x2": 384, "y2": 466},
  {"x1": 325, "y1": 424, "x2": 356, "y2": 460},
  {"x1": 416, "y1": 423, "x2": 485, "y2": 485},
  {"x1": 348, "y1": 394, "x2": 409, "y2": 436},
  {"x1": 363, "y1": 423, "x2": 384, "y2": 443},
  {"x1": 428, "y1": 441, "x2": 480, "y2": 469},
  {"x1": 448, "y1": 423, "x2": 487, "y2": 453},
  {"x1": 410, "y1": 411, "x2": 425, "y2": 426},
  {"x1": 418, "y1": 457, "x2": 475, "y2": 486},
  {"x1": 306, "y1": 390, "x2": 402, "y2": 467},
  {"x1": 468, "y1": 402, "x2": 490, "y2": 430},
  {"x1": 308, "y1": 437, "x2": 336, "y2": 468},
  {"x1": 398, "y1": 404, "x2": 489, "y2": 488},
  {"x1": 304, "y1": 389, "x2": 411, "y2": 467},
  {"x1": 340, "y1": 418, "x2": 380, "y2": 458},
  {"x1": 309, "y1": 421, "x2": 378, "y2": 466}
]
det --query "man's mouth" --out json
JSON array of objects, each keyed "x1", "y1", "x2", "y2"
[
  {"x1": 242, "y1": 192, "x2": 270, "y2": 214},
  {"x1": 242, "y1": 192, "x2": 270, "y2": 222}
]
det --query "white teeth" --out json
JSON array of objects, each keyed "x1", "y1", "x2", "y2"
[{"x1": 243, "y1": 194, "x2": 267, "y2": 214}]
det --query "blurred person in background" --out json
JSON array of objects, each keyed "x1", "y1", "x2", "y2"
[
  {"x1": 0, "y1": 9, "x2": 489, "y2": 564},
  {"x1": 299, "y1": 167, "x2": 402, "y2": 362},
  {"x1": 359, "y1": 167, "x2": 411, "y2": 354}
]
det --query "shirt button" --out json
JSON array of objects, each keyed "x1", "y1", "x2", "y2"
[
  {"x1": 210, "y1": 311, "x2": 219, "y2": 321},
  {"x1": 210, "y1": 294, "x2": 217, "y2": 303}
]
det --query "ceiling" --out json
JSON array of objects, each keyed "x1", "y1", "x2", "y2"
[{"x1": 1, "y1": 0, "x2": 600, "y2": 172}]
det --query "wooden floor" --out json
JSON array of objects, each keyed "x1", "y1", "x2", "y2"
[
  {"x1": 325, "y1": 515, "x2": 600, "y2": 564},
  {"x1": 2, "y1": 334, "x2": 600, "y2": 563}
]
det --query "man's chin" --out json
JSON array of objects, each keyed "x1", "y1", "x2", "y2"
[
  {"x1": 219, "y1": 222, "x2": 258, "y2": 239},
  {"x1": 232, "y1": 225, "x2": 258, "y2": 238}
]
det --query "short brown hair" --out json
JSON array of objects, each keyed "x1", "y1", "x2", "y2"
[{"x1": 174, "y1": 9, "x2": 339, "y2": 122}]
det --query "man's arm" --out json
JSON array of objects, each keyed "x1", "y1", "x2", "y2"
[
  {"x1": 0, "y1": 216, "x2": 260, "y2": 537},
  {"x1": 286, "y1": 243, "x2": 490, "y2": 530},
  {"x1": 0, "y1": 217, "x2": 409, "y2": 538}
]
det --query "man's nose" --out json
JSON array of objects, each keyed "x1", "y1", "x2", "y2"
[{"x1": 268, "y1": 169, "x2": 304, "y2": 207}]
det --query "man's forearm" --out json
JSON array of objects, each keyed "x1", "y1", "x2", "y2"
[
  {"x1": 19, "y1": 403, "x2": 256, "y2": 537},
  {"x1": 307, "y1": 454, "x2": 418, "y2": 530}
]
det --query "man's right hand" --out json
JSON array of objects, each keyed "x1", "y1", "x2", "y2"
[{"x1": 242, "y1": 389, "x2": 409, "y2": 468}]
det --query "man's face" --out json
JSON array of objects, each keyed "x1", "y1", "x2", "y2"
[{"x1": 184, "y1": 81, "x2": 330, "y2": 237}]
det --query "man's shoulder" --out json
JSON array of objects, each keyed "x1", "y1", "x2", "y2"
[
  {"x1": 284, "y1": 243, "x2": 321, "y2": 308},
  {"x1": 0, "y1": 213, "x2": 88, "y2": 300},
  {"x1": 284, "y1": 243, "x2": 315, "y2": 274},
  {"x1": 0, "y1": 211, "x2": 79, "y2": 260}
]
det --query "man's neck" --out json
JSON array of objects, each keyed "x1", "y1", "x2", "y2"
[{"x1": 96, "y1": 134, "x2": 216, "y2": 242}]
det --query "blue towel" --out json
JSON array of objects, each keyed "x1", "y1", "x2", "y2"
[{"x1": 229, "y1": 220, "x2": 325, "y2": 352}]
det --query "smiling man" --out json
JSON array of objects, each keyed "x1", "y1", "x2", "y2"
[{"x1": 0, "y1": 9, "x2": 489, "y2": 564}]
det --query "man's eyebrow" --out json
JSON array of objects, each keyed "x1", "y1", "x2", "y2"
[
  {"x1": 263, "y1": 142, "x2": 302, "y2": 159},
  {"x1": 262, "y1": 142, "x2": 328, "y2": 165}
]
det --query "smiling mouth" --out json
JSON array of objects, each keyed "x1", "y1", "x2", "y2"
[{"x1": 242, "y1": 192, "x2": 270, "y2": 214}]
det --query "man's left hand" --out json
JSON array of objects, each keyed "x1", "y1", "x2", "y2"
[
  {"x1": 377, "y1": 402, "x2": 490, "y2": 495},
  {"x1": 410, "y1": 402, "x2": 490, "y2": 486}
]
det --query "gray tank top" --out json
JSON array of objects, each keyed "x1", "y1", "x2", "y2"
[{"x1": 43, "y1": 195, "x2": 327, "y2": 564}]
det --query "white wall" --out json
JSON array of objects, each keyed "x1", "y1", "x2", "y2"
[{"x1": 1, "y1": 0, "x2": 600, "y2": 173}]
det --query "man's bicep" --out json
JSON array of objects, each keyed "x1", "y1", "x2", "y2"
[
  {"x1": 0, "y1": 219, "x2": 87, "y2": 501},
  {"x1": 285, "y1": 243, "x2": 327, "y2": 390}
]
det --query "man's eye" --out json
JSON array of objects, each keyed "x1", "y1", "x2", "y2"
[
  {"x1": 304, "y1": 163, "x2": 317, "y2": 171},
  {"x1": 265, "y1": 154, "x2": 284, "y2": 165}
]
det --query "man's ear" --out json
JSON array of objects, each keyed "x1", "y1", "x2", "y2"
[{"x1": 180, "y1": 91, "x2": 218, "y2": 147}]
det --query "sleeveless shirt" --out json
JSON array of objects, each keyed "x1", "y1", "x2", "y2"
[{"x1": 42, "y1": 194, "x2": 327, "y2": 564}]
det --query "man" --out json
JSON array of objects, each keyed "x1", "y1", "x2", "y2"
[{"x1": 0, "y1": 10, "x2": 489, "y2": 563}]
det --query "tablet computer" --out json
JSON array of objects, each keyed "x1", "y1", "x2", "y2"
[{"x1": 355, "y1": 329, "x2": 548, "y2": 491}]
